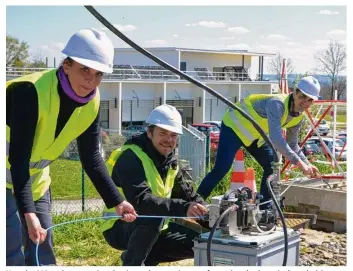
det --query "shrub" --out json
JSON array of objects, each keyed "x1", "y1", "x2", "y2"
[{"x1": 101, "y1": 133, "x2": 127, "y2": 159}]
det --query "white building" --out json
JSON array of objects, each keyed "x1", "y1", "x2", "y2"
[
  {"x1": 99, "y1": 47, "x2": 278, "y2": 132},
  {"x1": 6, "y1": 47, "x2": 280, "y2": 133}
]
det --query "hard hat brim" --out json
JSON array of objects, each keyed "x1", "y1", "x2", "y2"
[
  {"x1": 69, "y1": 56, "x2": 113, "y2": 74},
  {"x1": 297, "y1": 86, "x2": 319, "y2": 100},
  {"x1": 155, "y1": 123, "x2": 183, "y2": 135}
]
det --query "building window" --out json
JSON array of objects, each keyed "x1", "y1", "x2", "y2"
[
  {"x1": 166, "y1": 99, "x2": 194, "y2": 126},
  {"x1": 100, "y1": 101, "x2": 109, "y2": 129},
  {"x1": 180, "y1": 62, "x2": 187, "y2": 71}
]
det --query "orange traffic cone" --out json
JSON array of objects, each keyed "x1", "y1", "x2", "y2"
[
  {"x1": 230, "y1": 149, "x2": 245, "y2": 191},
  {"x1": 244, "y1": 167, "x2": 257, "y2": 193}
]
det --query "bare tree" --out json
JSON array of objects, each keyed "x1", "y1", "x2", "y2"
[
  {"x1": 28, "y1": 49, "x2": 47, "y2": 68},
  {"x1": 320, "y1": 76, "x2": 346, "y2": 100},
  {"x1": 268, "y1": 52, "x2": 295, "y2": 82},
  {"x1": 335, "y1": 76, "x2": 347, "y2": 100},
  {"x1": 6, "y1": 34, "x2": 29, "y2": 66},
  {"x1": 314, "y1": 41, "x2": 346, "y2": 100}
]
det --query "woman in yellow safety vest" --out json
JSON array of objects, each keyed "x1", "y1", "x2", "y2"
[
  {"x1": 197, "y1": 76, "x2": 321, "y2": 206},
  {"x1": 6, "y1": 28, "x2": 136, "y2": 266}
]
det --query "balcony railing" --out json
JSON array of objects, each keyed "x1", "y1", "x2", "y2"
[{"x1": 6, "y1": 67, "x2": 272, "y2": 82}]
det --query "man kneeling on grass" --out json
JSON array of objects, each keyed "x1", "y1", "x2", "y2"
[{"x1": 100, "y1": 105, "x2": 208, "y2": 266}]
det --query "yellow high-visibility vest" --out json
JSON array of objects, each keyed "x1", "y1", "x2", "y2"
[
  {"x1": 101, "y1": 144, "x2": 178, "y2": 232},
  {"x1": 222, "y1": 94, "x2": 303, "y2": 147},
  {"x1": 6, "y1": 69, "x2": 100, "y2": 200}
]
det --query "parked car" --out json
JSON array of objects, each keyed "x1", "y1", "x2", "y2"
[
  {"x1": 122, "y1": 125, "x2": 147, "y2": 138},
  {"x1": 191, "y1": 124, "x2": 220, "y2": 150},
  {"x1": 337, "y1": 135, "x2": 347, "y2": 145},
  {"x1": 307, "y1": 137, "x2": 347, "y2": 160},
  {"x1": 337, "y1": 131, "x2": 347, "y2": 137},
  {"x1": 316, "y1": 119, "x2": 330, "y2": 136},
  {"x1": 302, "y1": 142, "x2": 320, "y2": 156},
  {"x1": 203, "y1": 121, "x2": 222, "y2": 130},
  {"x1": 125, "y1": 125, "x2": 147, "y2": 132},
  {"x1": 306, "y1": 119, "x2": 330, "y2": 136}
]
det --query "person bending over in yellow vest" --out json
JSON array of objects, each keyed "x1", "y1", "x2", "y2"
[
  {"x1": 197, "y1": 76, "x2": 321, "y2": 208},
  {"x1": 101, "y1": 104, "x2": 208, "y2": 266},
  {"x1": 6, "y1": 28, "x2": 137, "y2": 266}
]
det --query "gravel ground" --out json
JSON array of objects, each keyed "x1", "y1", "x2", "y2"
[{"x1": 299, "y1": 228, "x2": 346, "y2": 266}]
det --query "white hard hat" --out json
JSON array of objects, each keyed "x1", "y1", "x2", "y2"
[
  {"x1": 62, "y1": 28, "x2": 114, "y2": 73},
  {"x1": 146, "y1": 104, "x2": 183, "y2": 134},
  {"x1": 296, "y1": 76, "x2": 321, "y2": 100}
]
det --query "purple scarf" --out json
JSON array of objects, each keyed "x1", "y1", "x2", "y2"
[{"x1": 57, "y1": 66, "x2": 97, "y2": 104}]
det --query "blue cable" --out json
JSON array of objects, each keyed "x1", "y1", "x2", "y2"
[{"x1": 35, "y1": 214, "x2": 205, "y2": 266}]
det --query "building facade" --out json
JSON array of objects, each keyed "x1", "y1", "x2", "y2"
[{"x1": 6, "y1": 47, "x2": 280, "y2": 133}]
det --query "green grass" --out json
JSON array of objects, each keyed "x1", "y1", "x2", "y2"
[
  {"x1": 52, "y1": 212, "x2": 193, "y2": 266},
  {"x1": 52, "y1": 212, "x2": 119, "y2": 266},
  {"x1": 50, "y1": 159, "x2": 100, "y2": 200},
  {"x1": 323, "y1": 113, "x2": 346, "y2": 123},
  {"x1": 50, "y1": 151, "x2": 346, "y2": 202}
]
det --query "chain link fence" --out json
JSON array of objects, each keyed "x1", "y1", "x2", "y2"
[{"x1": 50, "y1": 140, "x2": 104, "y2": 215}]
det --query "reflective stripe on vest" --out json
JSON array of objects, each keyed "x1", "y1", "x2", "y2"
[
  {"x1": 6, "y1": 169, "x2": 40, "y2": 185},
  {"x1": 6, "y1": 141, "x2": 9, "y2": 156},
  {"x1": 222, "y1": 94, "x2": 303, "y2": 147},
  {"x1": 6, "y1": 69, "x2": 100, "y2": 200},
  {"x1": 228, "y1": 109, "x2": 255, "y2": 143},
  {"x1": 5, "y1": 138, "x2": 52, "y2": 185},
  {"x1": 29, "y1": 160, "x2": 52, "y2": 169},
  {"x1": 101, "y1": 144, "x2": 178, "y2": 233}
]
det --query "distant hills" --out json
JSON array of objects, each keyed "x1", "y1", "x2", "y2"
[{"x1": 263, "y1": 74, "x2": 346, "y2": 87}]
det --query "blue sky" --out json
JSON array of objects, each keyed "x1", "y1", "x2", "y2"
[{"x1": 6, "y1": 5, "x2": 346, "y2": 73}]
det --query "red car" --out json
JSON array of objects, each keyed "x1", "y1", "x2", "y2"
[{"x1": 191, "y1": 124, "x2": 220, "y2": 150}]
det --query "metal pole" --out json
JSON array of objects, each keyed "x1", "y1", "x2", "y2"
[
  {"x1": 271, "y1": 152, "x2": 282, "y2": 216},
  {"x1": 332, "y1": 90, "x2": 337, "y2": 170},
  {"x1": 209, "y1": 99, "x2": 212, "y2": 120},
  {"x1": 130, "y1": 100, "x2": 133, "y2": 126},
  {"x1": 205, "y1": 130, "x2": 210, "y2": 171},
  {"x1": 81, "y1": 168, "x2": 85, "y2": 212}
]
